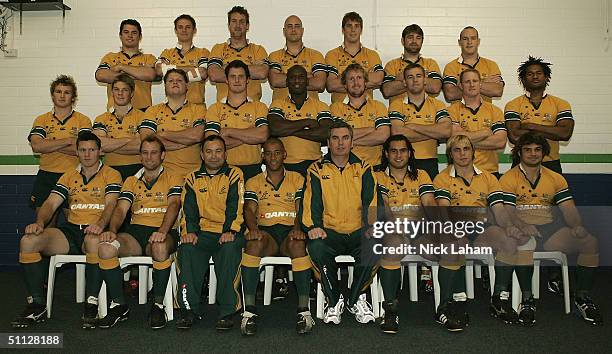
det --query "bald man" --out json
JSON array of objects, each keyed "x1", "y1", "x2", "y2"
[{"x1": 266, "y1": 15, "x2": 327, "y2": 101}]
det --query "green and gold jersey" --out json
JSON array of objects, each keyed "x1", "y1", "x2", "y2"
[
  {"x1": 442, "y1": 56, "x2": 502, "y2": 102},
  {"x1": 325, "y1": 45, "x2": 384, "y2": 103},
  {"x1": 118, "y1": 167, "x2": 183, "y2": 228},
  {"x1": 28, "y1": 110, "x2": 92, "y2": 173},
  {"x1": 208, "y1": 41, "x2": 268, "y2": 102},
  {"x1": 51, "y1": 163, "x2": 122, "y2": 225},
  {"x1": 448, "y1": 100, "x2": 506, "y2": 173},
  {"x1": 266, "y1": 46, "x2": 327, "y2": 101},
  {"x1": 244, "y1": 170, "x2": 304, "y2": 227},
  {"x1": 205, "y1": 99, "x2": 268, "y2": 166},
  {"x1": 500, "y1": 165, "x2": 572, "y2": 225},
  {"x1": 383, "y1": 55, "x2": 442, "y2": 103},
  {"x1": 97, "y1": 51, "x2": 157, "y2": 110},
  {"x1": 504, "y1": 94, "x2": 573, "y2": 162},
  {"x1": 159, "y1": 46, "x2": 210, "y2": 105},
  {"x1": 268, "y1": 96, "x2": 332, "y2": 164},
  {"x1": 388, "y1": 95, "x2": 449, "y2": 160},
  {"x1": 181, "y1": 164, "x2": 244, "y2": 234},
  {"x1": 376, "y1": 168, "x2": 434, "y2": 220},
  {"x1": 93, "y1": 107, "x2": 145, "y2": 167}
]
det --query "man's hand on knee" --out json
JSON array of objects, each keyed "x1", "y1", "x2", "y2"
[
  {"x1": 308, "y1": 227, "x2": 327, "y2": 240},
  {"x1": 245, "y1": 228, "x2": 266, "y2": 241},
  {"x1": 181, "y1": 232, "x2": 198, "y2": 245},
  {"x1": 149, "y1": 231, "x2": 167, "y2": 243},
  {"x1": 219, "y1": 231, "x2": 236, "y2": 244},
  {"x1": 288, "y1": 228, "x2": 306, "y2": 241},
  {"x1": 85, "y1": 223, "x2": 104, "y2": 236},
  {"x1": 99, "y1": 231, "x2": 117, "y2": 243},
  {"x1": 24, "y1": 222, "x2": 44, "y2": 236}
]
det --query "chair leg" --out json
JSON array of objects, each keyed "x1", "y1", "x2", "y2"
[
  {"x1": 163, "y1": 263, "x2": 175, "y2": 321},
  {"x1": 208, "y1": 264, "x2": 216, "y2": 305},
  {"x1": 148, "y1": 268, "x2": 153, "y2": 292},
  {"x1": 138, "y1": 265, "x2": 148, "y2": 305},
  {"x1": 316, "y1": 283, "x2": 325, "y2": 320},
  {"x1": 46, "y1": 256, "x2": 58, "y2": 318},
  {"x1": 432, "y1": 265, "x2": 440, "y2": 312},
  {"x1": 98, "y1": 281, "x2": 107, "y2": 318},
  {"x1": 76, "y1": 263, "x2": 86, "y2": 303},
  {"x1": 561, "y1": 263, "x2": 571, "y2": 314},
  {"x1": 512, "y1": 271, "x2": 521, "y2": 312},
  {"x1": 399, "y1": 266, "x2": 405, "y2": 290},
  {"x1": 170, "y1": 263, "x2": 178, "y2": 299},
  {"x1": 263, "y1": 265, "x2": 274, "y2": 306},
  {"x1": 488, "y1": 264, "x2": 496, "y2": 296},
  {"x1": 465, "y1": 261, "x2": 475, "y2": 299},
  {"x1": 370, "y1": 274, "x2": 380, "y2": 318},
  {"x1": 533, "y1": 260, "x2": 540, "y2": 299},
  {"x1": 347, "y1": 266, "x2": 354, "y2": 286},
  {"x1": 288, "y1": 270, "x2": 294, "y2": 282},
  {"x1": 475, "y1": 263, "x2": 482, "y2": 279},
  {"x1": 408, "y1": 263, "x2": 418, "y2": 302}
]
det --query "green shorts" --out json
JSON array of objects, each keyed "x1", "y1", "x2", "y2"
[
  {"x1": 30, "y1": 170, "x2": 63, "y2": 208},
  {"x1": 111, "y1": 163, "x2": 143, "y2": 181},
  {"x1": 415, "y1": 158, "x2": 439, "y2": 180},
  {"x1": 285, "y1": 160, "x2": 317, "y2": 177},
  {"x1": 259, "y1": 224, "x2": 293, "y2": 248},
  {"x1": 57, "y1": 223, "x2": 87, "y2": 255},
  {"x1": 535, "y1": 221, "x2": 564, "y2": 250},
  {"x1": 124, "y1": 224, "x2": 178, "y2": 251}
]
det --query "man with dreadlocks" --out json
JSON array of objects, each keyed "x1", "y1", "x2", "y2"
[{"x1": 504, "y1": 56, "x2": 574, "y2": 175}]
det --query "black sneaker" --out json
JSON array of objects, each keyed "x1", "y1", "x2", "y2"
[
  {"x1": 176, "y1": 310, "x2": 195, "y2": 330},
  {"x1": 272, "y1": 278, "x2": 289, "y2": 300},
  {"x1": 547, "y1": 278, "x2": 563, "y2": 297},
  {"x1": 82, "y1": 301, "x2": 98, "y2": 329},
  {"x1": 11, "y1": 303, "x2": 47, "y2": 329},
  {"x1": 216, "y1": 315, "x2": 234, "y2": 331},
  {"x1": 435, "y1": 301, "x2": 464, "y2": 332},
  {"x1": 149, "y1": 303, "x2": 167, "y2": 330},
  {"x1": 98, "y1": 302, "x2": 129, "y2": 329},
  {"x1": 452, "y1": 300, "x2": 470, "y2": 327},
  {"x1": 240, "y1": 310, "x2": 257, "y2": 336},
  {"x1": 296, "y1": 309, "x2": 315, "y2": 335},
  {"x1": 518, "y1": 297, "x2": 536, "y2": 326},
  {"x1": 574, "y1": 296, "x2": 603, "y2": 326},
  {"x1": 490, "y1": 291, "x2": 518, "y2": 324},
  {"x1": 380, "y1": 300, "x2": 399, "y2": 334}
]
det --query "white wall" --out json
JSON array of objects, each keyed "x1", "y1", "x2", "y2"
[{"x1": 1, "y1": 0, "x2": 611, "y2": 164}]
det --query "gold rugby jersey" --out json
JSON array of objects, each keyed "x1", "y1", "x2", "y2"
[
  {"x1": 266, "y1": 46, "x2": 327, "y2": 100},
  {"x1": 93, "y1": 107, "x2": 145, "y2": 167},
  {"x1": 325, "y1": 45, "x2": 383, "y2": 103},
  {"x1": 376, "y1": 168, "x2": 434, "y2": 220},
  {"x1": 244, "y1": 170, "x2": 304, "y2": 227},
  {"x1": 442, "y1": 56, "x2": 502, "y2": 102},
  {"x1": 158, "y1": 46, "x2": 210, "y2": 105},
  {"x1": 383, "y1": 55, "x2": 442, "y2": 103}
]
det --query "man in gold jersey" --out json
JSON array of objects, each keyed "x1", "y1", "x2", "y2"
[
  {"x1": 389, "y1": 63, "x2": 451, "y2": 180},
  {"x1": 382, "y1": 24, "x2": 442, "y2": 103},
  {"x1": 95, "y1": 19, "x2": 157, "y2": 111},
  {"x1": 433, "y1": 135, "x2": 526, "y2": 332},
  {"x1": 208, "y1": 6, "x2": 268, "y2": 102},
  {"x1": 205, "y1": 60, "x2": 269, "y2": 181},
  {"x1": 239, "y1": 138, "x2": 313, "y2": 335},
  {"x1": 375, "y1": 135, "x2": 436, "y2": 334},
  {"x1": 139, "y1": 69, "x2": 207, "y2": 180},
  {"x1": 268, "y1": 65, "x2": 333, "y2": 175},
  {"x1": 156, "y1": 14, "x2": 209, "y2": 106},
  {"x1": 330, "y1": 63, "x2": 390, "y2": 168},
  {"x1": 500, "y1": 132, "x2": 602, "y2": 326},
  {"x1": 505, "y1": 56, "x2": 574, "y2": 174},
  {"x1": 93, "y1": 74, "x2": 149, "y2": 180},
  {"x1": 29, "y1": 75, "x2": 92, "y2": 211},
  {"x1": 442, "y1": 26, "x2": 503, "y2": 103},
  {"x1": 448, "y1": 69, "x2": 507, "y2": 176},
  {"x1": 325, "y1": 12, "x2": 384, "y2": 103},
  {"x1": 13, "y1": 132, "x2": 122, "y2": 329},
  {"x1": 266, "y1": 15, "x2": 327, "y2": 101}
]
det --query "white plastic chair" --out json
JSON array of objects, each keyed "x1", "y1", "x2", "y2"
[
  {"x1": 260, "y1": 256, "x2": 292, "y2": 306},
  {"x1": 46, "y1": 254, "x2": 87, "y2": 318},
  {"x1": 465, "y1": 253, "x2": 496, "y2": 298}
]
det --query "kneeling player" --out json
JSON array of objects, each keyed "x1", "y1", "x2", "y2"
[
  {"x1": 12, "y1": 132, "x2": 121, "y2": 329},
  {"x1": 240, "y1": 138, "x2": 313, "y2": 335},
  {"x1": 97, "y1": 135, "x2": 182, "y2": 329},
  {"x1": 500, "y1": 132, "x2": 602, "y2": 326}
]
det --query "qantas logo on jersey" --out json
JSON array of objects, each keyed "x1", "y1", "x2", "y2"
[
  {"x1": 134, "y1": 207, "x2": 167, "y2": 214},
  {"x1": 262, "y1": 211, "x2": 296, "y2": 219},
  {"x1": 70, "y1": 204, "x2": 105, "y2": 210}
]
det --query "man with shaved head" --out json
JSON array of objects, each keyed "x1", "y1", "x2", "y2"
[{"x1": 266, "y1": 15, "x2": 327, "y2": 101}]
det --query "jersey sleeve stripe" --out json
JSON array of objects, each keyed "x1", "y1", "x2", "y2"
[
  {"x1": 434, "y1": 188, "x2": 451, "y2": 200},
  {"x1": 504, "y1": 111, "x2": 521, "y2": 121},
  {"x1": 443, "y1": 76, "x2": 458, "y2": 85},
  {"x1": 255, "y1": 117, "x2": 269, "y2": 127}
]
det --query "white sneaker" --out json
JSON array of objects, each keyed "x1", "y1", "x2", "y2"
[
  {"x1": 348, "y1": 294, "x2": 375, "y2": 324},
  {"x1": 323, "y1": 295, "x2": 344, "y2": 324}
]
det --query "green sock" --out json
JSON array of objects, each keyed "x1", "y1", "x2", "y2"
[
  {"x1": 379, "y1": 268, "x2": 401, "y2": 301},
  {"x1": 22, "y1": 261, "x2": 45, "y2": 304},
  {"x1": 241, "y1": 265, "x2": 259, "y2": 307},
  {"x1": 101, "y1": 266, "x2": 125, "y2": 305},
  {"x1": 85, "y1": 262, "x2": 102, "y2": 299},
  {"x1": 438, "y1": 267, "x2": 457, "y2": 304},
  {"x1": 493, "y1": 262, "x2": 513, "y2": 295},
  {"x1": 515, "y1": 265, "x2": 533, "y2": 299},
  {"x1": 152, "y1": 267, "x2": 171, "y2": 304},
  {"x1": 575, "y1": 266, "x2": 595, "y2": 298},
  {"x1": 293, "y1": 269, "x2": 312, "y2": 309}
]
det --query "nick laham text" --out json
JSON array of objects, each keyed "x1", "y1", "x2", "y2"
[{"x1": 372, "y1": 243, "x2": 493, "y2": 256}]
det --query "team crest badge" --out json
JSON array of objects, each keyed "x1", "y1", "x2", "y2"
[
  {"x1": 91, "y1": 187, "x2": 102, "y2": 198},
  {"x1": 70, "y1": 127, "x2": 78, "y2": 136},
  {"x1": 368, "y1": 113, "x2": 376, "y2": 121},
  {"x1": 544, "y1": 113, "x2": 553, "y2": 122},
  {"x1": 128, "y1": 125, "x2": 138, "y2": 135},
  {"x1": 154, "y1": 192, "x2": 165, "y2": 202},
  {"x1": 181, "y1": 118, "x2": 190, "y2": 128},
  {"x1": 243, "y1": 113, "x2": 253, "y2": 123},
  {"x1": 285, "y1": 192, "x2": 295, "y2": 202},
  {"x1": 425, "y1": 114, "x2": 434, "y2": 122},
  {"x1": 260, "y1": 191, "x2": 269, "y2": 200},
  {"x1": 409, "y1": 188, "x2": 419, "y2": 197}
]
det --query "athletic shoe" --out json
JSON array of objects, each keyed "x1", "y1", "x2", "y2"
[
  {"x1": 547, "y1": 278, "x2": 563, "y2": 297},
  {"x1": 82, "y1": 300, "x2": 99, "y2": 330},
  {"x1": 323, "y1": 294, "x2": 344, "y2": 325},
  {"x1": 176, "y1": 310, "x2": 195, "y2": 330},
  {"x1": 240, "y1": 310, "x2": 257, "y2": 336},
  {"x1": 98, "y1": 302, "x2": 129, "y2": 329},
  {"x1": 435, "y1": 301, "x2": 464, "y2": 332},
  {"x1": 272, "y1": 278, "x2": 289, "y2": 300},
  {"x1": 348, "y1": 293, "x2": 376, "y2": 324},
  {"x1": 518, "y1": 297, "x2": 536, "y2": 326},
  {"x1": 216, "y1": 315, "x2": 234, "y2": 331},
  {"x1": 574, "y1": 296, "x2": 603, "y2": 326},
  {"x1": 490, "y1": 291, "x2": 518, "y2": 324},
  {"x1": 149, "y1": 303, "x2": 167, "y2": 329},
  {"x1": 452, "y1": 294, "x2": 470, "y2": 327},
  {"x1": 296, "y1": 309, "x2": 315, "y2": 334},
  {"x1": 380, "y1": 300, "x2": 399, "y2": 334},
  {"x1": 11, "y1": 303, "x2": 47, "y2": 328}
]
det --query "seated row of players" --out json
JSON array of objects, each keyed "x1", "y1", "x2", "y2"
[{"x1": 13, "y1": 122, "x2": 602, "y2": 333}]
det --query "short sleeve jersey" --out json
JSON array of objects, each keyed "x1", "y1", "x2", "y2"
[
  {"x1": 448, "y1": 100, "x2": 506, "y2": 173},
  {"x1": 500, "y1": 165, "x2": 573, "y2": 225},
  {"x1": 330, "y1": 99, "x2": 390, "y2": 167},
  {"x1": 504, "y1": 94, "x2": 573, "y2": 162},
  {"x1": 158, "y1": 46, "x2": 210, "y2": 105},
  {"x1": 325, "y1": 45, "x2": 384, "y2": 103},
  {"x1": 388, "y1": 95, "x2": 449, "y2": 160},
  {"x1": 383, "y1": 55, "x2": 442, "y2": 104},
  {"x1": 97, "y1": 51, "x2": 157, "y2": 110},
  {"x1": 376, "y1": 168, "x2": 434, "y2": 220},
  {"x1": 244, "y1": 170, "x2": 304, "y2": 227},
  {"x1": 443, "y1": 57, "x2": 502, "y2": 103},
  {"x1": 93, "y1": 108, "x2": 146, "y2": 167},
  {"x1": 205, "y1": 100, "x2": 268, "y2": 166},
  {"x1": 266, "y1": 46, "x2": 327, "y2": 101},
  {"x1": 51, "y1": 163, "x2": 122, "y2": 225},
  {"x1": 140, "y1": 102, "x2": 207, "y2": 179},
  {"x1": 28, "y1": 111, "x2": 92, "y2": 173},
  {"x1": 118, "y1": 167, "x2": 183, "y2": 228},
  {"x1": 268, "y1": 97, "x2": 332, "y2": 164},
  {"x1": 208, "y1": 41, "x2": 268, "y2": 102}
]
